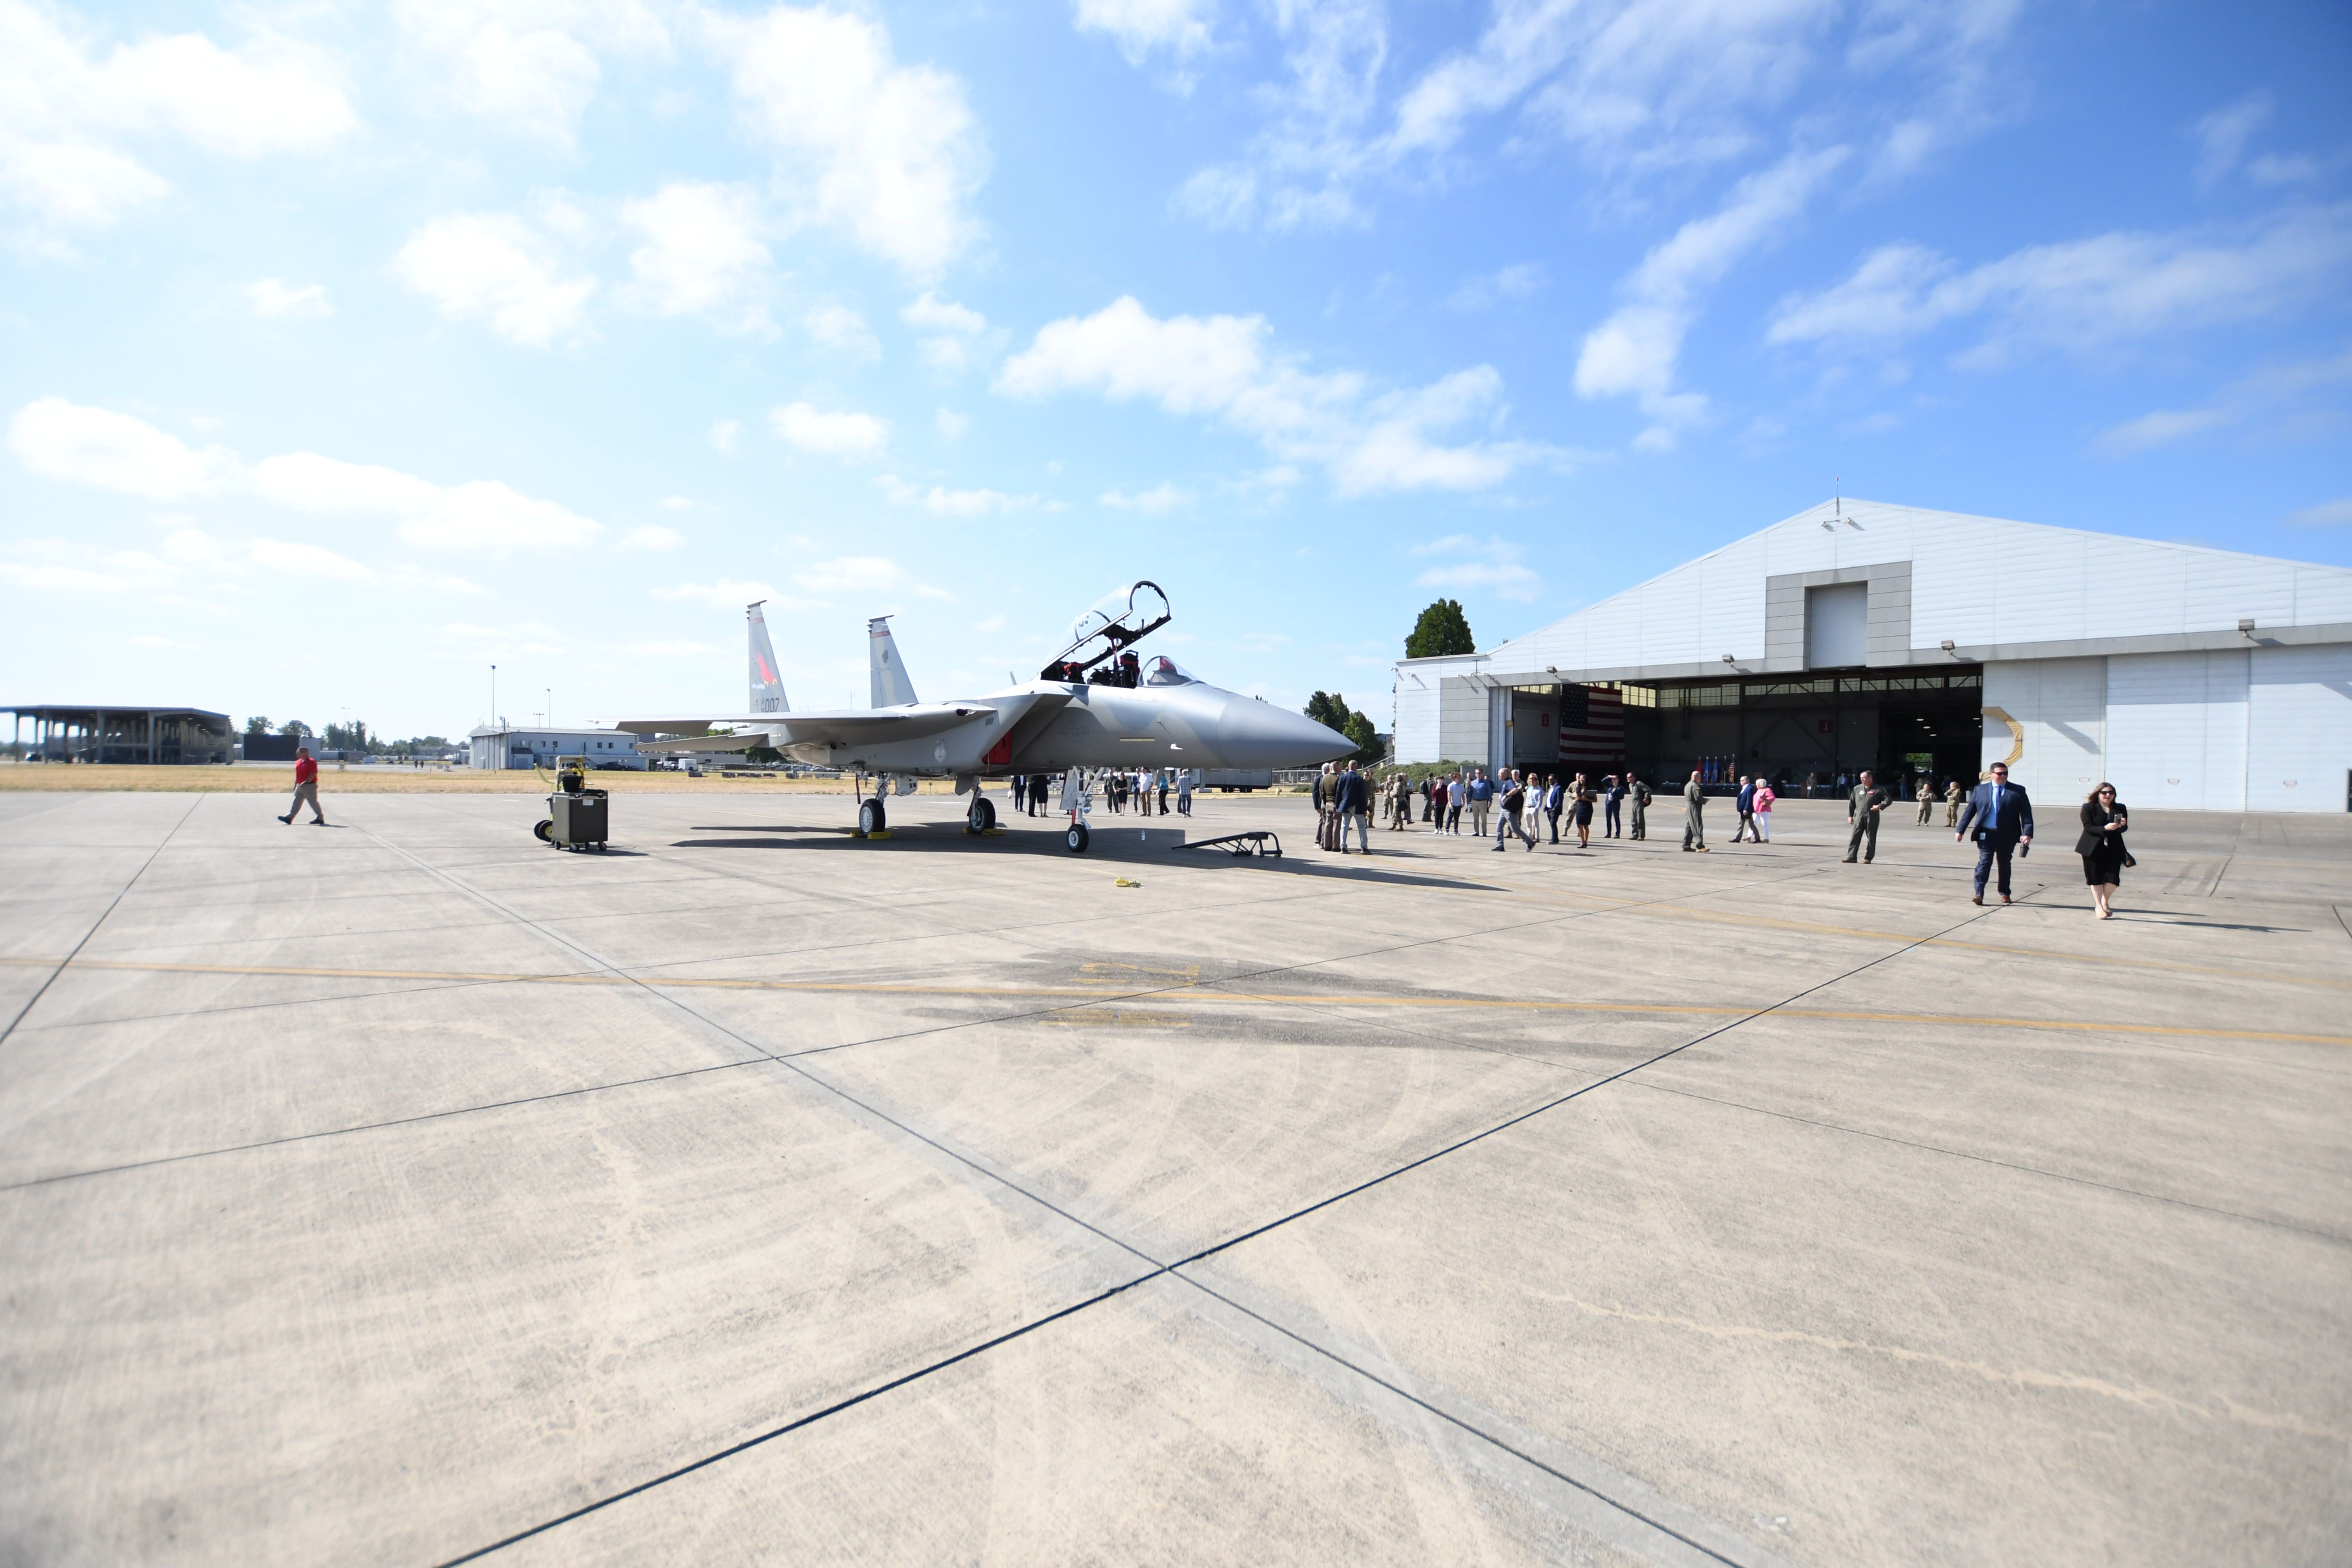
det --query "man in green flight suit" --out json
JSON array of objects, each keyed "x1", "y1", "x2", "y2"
[
  {"x1": 1681, "y1": 770, "x2": 1708, "y2": 852},
  {"x1": 1845, "y1": 769, "x2": 1889, "y2": 864}
]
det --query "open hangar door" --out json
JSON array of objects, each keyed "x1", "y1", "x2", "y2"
[{"x1": 1630, "y1": 673, "x2": 1983, "y2": 795}]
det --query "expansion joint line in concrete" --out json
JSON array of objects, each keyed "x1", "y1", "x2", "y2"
[
  {"x1": 410, "y1": 820, "x2": 1991, "y2": 1565},
  {"x1": 0, "y1": 795, "x2": 199, "y2": 1050},
  {"x1": 389, "y1": 825, "x2": 1797, "y2": 1568}
]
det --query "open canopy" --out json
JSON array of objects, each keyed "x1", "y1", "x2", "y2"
[{"x1": 1039, "y1": 581, "x2": 1172, "y2": 682}]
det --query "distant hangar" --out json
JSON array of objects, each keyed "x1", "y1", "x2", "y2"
[{"x1": 1391, "y1": 498, "x2": 2352, "y2": 812}]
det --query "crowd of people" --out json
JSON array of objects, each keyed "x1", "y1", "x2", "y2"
[
  {"x1": 1007, "y1": 769, "x2": 1195, "y2": 817},
  {"x1": 1297, "y1": 759, "x2": 2133, "y2": 918}
]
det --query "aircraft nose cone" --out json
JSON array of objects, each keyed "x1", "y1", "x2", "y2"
[{"x1": 1219, "y1": 697, "x2": 1355, "y2": 768}]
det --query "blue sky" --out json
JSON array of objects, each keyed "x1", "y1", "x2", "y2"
[{"x1": 3, "y1": 0, "x2": 2348, "y2": 738}]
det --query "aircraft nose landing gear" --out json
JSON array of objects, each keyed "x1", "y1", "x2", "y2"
[
  {"x1": 857, "y1": 796, "x2": 886, "y2": 837},
  {"x1": 964, "y1": 796, "x2": 996, "y2": 835},
  {"x1": 1065, "y1": 821, "x2": 1089, "y2": 853}
]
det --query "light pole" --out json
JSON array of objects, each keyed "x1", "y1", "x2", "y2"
[
  {"x1": 490, "y1": 664, "x2": 498, "y2": 728},
  {"x1": 547, "y1": 688, "x2": 553, "y2": 732}
]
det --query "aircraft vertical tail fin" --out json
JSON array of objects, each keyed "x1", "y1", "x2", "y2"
[
  {"x1": 748, "y1": 602, "x2": 788, "y2": 713},
  {"x1": 868, "y1": 615, "x2": 919, "y2": 707}
]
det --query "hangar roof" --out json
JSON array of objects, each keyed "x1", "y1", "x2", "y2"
[{"x1": 1405, "y1": 498, "x2": 2352, "y2": 688}]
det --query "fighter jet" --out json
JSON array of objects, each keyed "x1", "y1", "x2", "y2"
[{"x1": 613, "y1": 583, "x2": 1353, "y2": 850}]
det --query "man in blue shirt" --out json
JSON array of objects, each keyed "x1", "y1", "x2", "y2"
[{"x1": 1955, "y1": 762, "x2": 2035, "y2": 904}]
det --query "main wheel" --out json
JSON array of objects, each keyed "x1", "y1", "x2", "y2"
[
  {"x1": 858, "y1": 798, "x2": 885, "y2": 837},
  {"x1": 534, "y1": 819, "x2": 554, "y2": 843},
  {"x1": 968, "y1": 797, "x2": 996, "y2": 833},
  {"x1": 1066, "y1": 822, "x2": 1089, "y2": 854}
]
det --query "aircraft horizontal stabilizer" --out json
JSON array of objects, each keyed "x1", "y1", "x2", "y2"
[
  {"x1": 613, "y1": 704, "x2": 997, "y2": 754},
  {"x1": 632, "y1": 733, "x2": 766, "y2": 755}
]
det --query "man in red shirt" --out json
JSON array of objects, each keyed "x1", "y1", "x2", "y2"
[{"x1": 280, "y1": 745, "x2": 327, "y2": 826}]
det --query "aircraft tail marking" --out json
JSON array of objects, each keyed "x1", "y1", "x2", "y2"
[
  {"x1": 749, "y1": 602, "x2": 788, "y2": 714},
  {"x1": 869, "y1": 615, "x2": 919, "y2": 707}
]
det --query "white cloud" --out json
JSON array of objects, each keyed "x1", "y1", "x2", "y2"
[
  {"x1": 8, "y1": 400, "x2": 608, "y2": 561},
  {"x1": 2287, "y1": 499, "x2": 2352, "y2": 528},
  {"x1": 617, "y1": 524, "x2": 685, "y2": 550},
  {"x1": 1448, "y1": 262, "x2": 1547, "y2": 310},
  {"x1": 651, "y1": 578, "x2": 778, "y2": 607},
  {"x1": 657, "y1": 495, "x2": 696, "y2": 512},
  {"x1": 805, "y1": 303, "x2": 880, "y2": 360},
  {"x1": 1409, "y1": 535, "x2": 1541, "y2": 602},
  {"x1": 710, "y1": 418, "x2": 741, "y2": 454},
  {"x1": 705, "y1": 5, "x2": 986, "y2": 278},
  {"x1": 903, "y1": 290, "x2": 992, "y2": 370},
  {"x1": 1100, "y1": 481, "x2": 1190, "y2": 512},
  {"x1": 972, "y1": 613, "x2": 1007, "y2": 633},
  {"x1": 1182, "y1": 0, "x2": 2018, "y2": 235},
  {"x1": 623, "y1": 639, "x2": 720, "y2": 657},
  {"x1": 934, "y1": 407, "x2": 969, "y2": 438},
  {"x1": 1172, "y1": 0, "x2": 1385, "y2": 231},
  {"x1": 392, "y1": 210, "x2": 598, "y2": 348},
  {"x1": 0, "y1": 3, "x2": 353, "y2": 235},
  {"x1": 2092, "y1": 408, "x2": 2230, "y2": 457},
  {"x1": 248, "y1": 278, "x2": 332, "y2": 319},
  {"x1": 0, "y1": 537, "x2": 172, "y2": 593},
  {"x1": 998, "y1": 295, "x2": 1561, "y2": 496},
  {"x1": 0, "y1": 4, "x2": 354, "y2": 241},
  {"x1": 251, "y1": 452, "x2": 601, "y2": 555},
  {"x1": 2193, "y1": 92, "x2": 2270, "y2": 192},
  {"x1": 1074, "y1": 0, "x2": 1214, "y2": 64},
  {"x1": 248, "y1": 537, "x2": 370, "y2": 580},
  {"x1": 875, "y1": 476, "x2": 1034, "y2": 517},
  {"x1": 902, "y1": 290, "x2": 985, "y2": 335},
  {"x1": 793, "y1": 553, "x2": 955, "y2": 598},
  {"x1": 1575, "y1": 146, "x2": 1848, "y2": 441},
  {"x1": 1768, "y1": 203, "x2": 2352, "y2": 368},
  {"x1": 621, "y1": 181, "x2": 773, "y2": 334},
  {"x1": 770, "y1": 401, "x2": 889, "y2": 459},
  {"x1": 392, "y1": 0, "x2": 668, "y2": 146},
  {"x1": 7, "y1": 397, "x2": 238, "y2": 498}
]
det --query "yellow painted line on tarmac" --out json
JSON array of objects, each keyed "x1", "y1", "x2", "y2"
[{"x1": 4, "y1": 954, "x2": 2347, "y2": 1049}]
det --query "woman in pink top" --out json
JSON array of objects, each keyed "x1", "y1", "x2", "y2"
[{"x1": 1751, "y1": 780, "x2": 1775, "y2": 841}]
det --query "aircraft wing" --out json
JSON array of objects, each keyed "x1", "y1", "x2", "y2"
[{"x1": 617, "y1": 705, "x2": 996, "y2": 754}]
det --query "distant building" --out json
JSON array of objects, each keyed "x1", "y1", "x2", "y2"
[
  {"x1": 467, "y1": 724, "x2": 647, "y2": 771},
  {"x1": 1392, "y1": 498, "x2": 2352, "y2": 812},
  {"x1": 5, "y1": 706, "x2": 233, "y2": 765}
]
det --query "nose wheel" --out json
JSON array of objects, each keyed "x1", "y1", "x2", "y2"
[
  {"x1": 1065, "y1": 821, "x2": 1089, "y2": 853},
  {"x1": 857, "y1": 797, "x2": 886, "y2": 837},
  {"x1": 965, "y1": 797, "x2": 997, "y2": 834}
]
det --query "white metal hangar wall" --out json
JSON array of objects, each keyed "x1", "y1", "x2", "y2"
[{"x1": 1391, "y1": 498, "x2": 2352, "y2": 812}]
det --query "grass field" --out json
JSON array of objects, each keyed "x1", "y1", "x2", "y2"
[{"x1": 0, "y1": 764, "x2": 959, "y2": 796}]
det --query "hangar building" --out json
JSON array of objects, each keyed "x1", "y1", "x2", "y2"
[{"x1": 1391, "y1": 498, "x2": 2352, "y2": 812}]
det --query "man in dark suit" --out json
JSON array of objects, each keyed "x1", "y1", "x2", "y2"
[{"x1": 1955, "y1": 761, "x2": 2034, "y2": 904}]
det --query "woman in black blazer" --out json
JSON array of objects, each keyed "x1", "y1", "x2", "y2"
[{"x1": 2076, "y1": 783, "x2": 2129, "y2": 920}]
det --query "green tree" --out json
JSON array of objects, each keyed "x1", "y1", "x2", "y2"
[
  {"x1": 1304, "y1": 691, "x2": 1344, "y2": 732},
  {"x1": 1342, "y1": 710, "x2": 1380, "y2": 765},
  {"x1": 243, "y1": 716, "x2": 271, "y2": 735},
  {"x1": 278, "y1": 719, "x2": 310, "y2": 738},
  {"x1": 1404, "y1": 598, "x2": 1475, "y2": 659}
]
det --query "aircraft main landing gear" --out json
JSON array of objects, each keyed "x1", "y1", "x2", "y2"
[
  {"x1": 965, "y1": 796, "x2": 996, "y2": 835},
  {"x1": 858, "y1": 796, "x2": 886, "y2": 837}
]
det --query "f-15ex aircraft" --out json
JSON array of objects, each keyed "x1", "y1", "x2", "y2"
[{"x1": 614, "y1": 583, "x2": 1352, "y2": 851}]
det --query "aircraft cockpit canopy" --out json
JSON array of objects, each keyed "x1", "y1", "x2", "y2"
[
  {"x1": 1143, "y1": 656, "x2": 1196, "y2": 686},
  {"x1": 1040, "y1": 580, "x2": 1173, "y2": 683}
]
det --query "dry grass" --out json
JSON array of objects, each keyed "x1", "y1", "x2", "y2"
[{"x1": 0, "y1": 764, "x2": 961, "y2": 796}]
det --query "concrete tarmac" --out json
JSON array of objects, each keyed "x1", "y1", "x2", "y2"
[{"x1": 2, "y1": 787, "x2": 2347, "y2": 1566}]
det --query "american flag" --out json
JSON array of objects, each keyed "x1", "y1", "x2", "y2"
[{"x1": 1557, "y1": 684, "x2": 1625, "y2": 767}]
